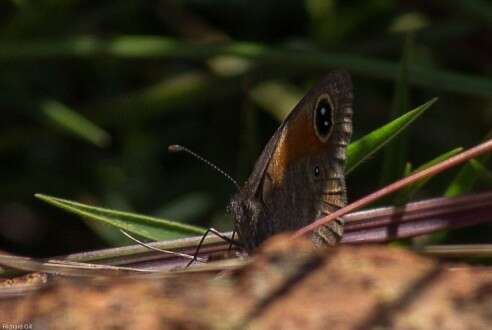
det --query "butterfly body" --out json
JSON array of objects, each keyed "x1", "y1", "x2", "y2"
[{"x1": 229, "y1": 71, "x2": 353, "y2": 252}]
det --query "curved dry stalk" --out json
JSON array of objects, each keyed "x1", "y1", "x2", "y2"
[{"x1": 294, "y1": 139, "x2": 492, "y2": 238}]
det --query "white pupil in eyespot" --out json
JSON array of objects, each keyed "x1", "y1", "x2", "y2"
[
  {"x1": 320, "y1": 107, "x2": 327, "y2": 115},
  {"x1": 324, "y1": 120, "x2": 329, "y2": 127},
  {"x1": 314, "y1": 166, "x2": 320, "y2": 176}
]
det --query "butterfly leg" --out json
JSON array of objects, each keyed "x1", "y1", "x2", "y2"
[
  {"x1": 119, "y1": 229, "x2": 207, "y2": 263},
  {"x1": 186, "y1": 228, "x2": 239, "y2": 268},
  {"x1": 227, "y1": 230, "x2": 237, "y2": 253}
]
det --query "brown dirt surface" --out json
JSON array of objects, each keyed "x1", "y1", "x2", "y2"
[{"x1": 1, "y1": 235, "x2": 491, "y2": 330}]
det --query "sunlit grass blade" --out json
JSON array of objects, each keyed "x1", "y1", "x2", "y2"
[
  {"x1": 380, "y1": 33, "x2": 413, "y2": 185},
  {"x1": 445, "y1": 131, "x2": 492, "y2": 197},
  {"x1": 346, "y1": 98, "x2": 437, "y2": 174},
  {"x1": 394, "y1": 147, "x2": 463, "y2": 204},
  {"x1": 35, "y1": 194, "x2": 206, "y2": 241},
  {"x1": 40, "y1": 100, "x2": 110, "y2": 147}
]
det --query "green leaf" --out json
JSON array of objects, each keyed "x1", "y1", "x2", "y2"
[
  {"x1": 346, "y1": 97, "x2": 437, "y2": 174},
  {"x1": 393, "y1": 147, "x2": 463, "y2": 204},
  {"x1": 35, "y1": 194, "x2": 206, "y2": 241},
  {"x1": 40, "y1": 100, "x2": 111, "y2": 147}
]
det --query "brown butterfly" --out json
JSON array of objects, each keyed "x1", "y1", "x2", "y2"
[{"x1": 229, "y1": 70, "x2": 353, "y2": 251}]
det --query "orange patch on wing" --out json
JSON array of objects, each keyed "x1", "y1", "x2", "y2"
[{"x1": 267, "y1": 110, "x2": 328, "y2": 185}]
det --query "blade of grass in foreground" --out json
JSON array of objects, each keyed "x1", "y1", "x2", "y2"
[
  {"x1": 346, "y1": 98, "x2": 437, "y2": 174},
  {"x1": 35, "y1": 194, "x2": 206, "y2": 241}
]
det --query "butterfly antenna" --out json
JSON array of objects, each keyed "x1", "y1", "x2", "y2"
[{"x1": 168, "y1": 144, "x2": 240, "y2": 190}]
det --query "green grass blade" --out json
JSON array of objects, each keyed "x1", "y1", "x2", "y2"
[
  {"x1": 394, "y1": 147, "x2": 464, "y2": 204},
  {"x1": 445, "y1": 162, "x2": 482, "y2": 197},
  {"x1": 445, "y1": 132, "x2": 492, "y2": 197},
  {"x1": 40, "y1": 100, "x2": 111, "y2": 147},
  {"x1": 380, "y1": 33, "x2": 413, "y2": 185},
  {"x1": 35, "y1": 194, "x2": 206, "y2": 241},
  {"x1": 346, "y1": 98, "x2": 437, "y2": 174}
]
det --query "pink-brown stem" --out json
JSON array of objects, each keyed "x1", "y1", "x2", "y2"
[{"x1": 293, "y1": 139, "x2": 492, "y2": 238}]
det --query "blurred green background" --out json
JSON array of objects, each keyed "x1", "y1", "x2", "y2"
[{"x1": 1, "y1": 0, "x2": 491, "y2": 256}]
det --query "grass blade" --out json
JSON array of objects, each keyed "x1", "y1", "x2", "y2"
[
  {"x1": 40, "y1": 100, "x2": 111, "y2": 147},
  {"x1": 346, "y1": 98, "x2": 437, "y2": 174},
  {"x1": 35, "y1": 194, "x2": 206, "y2": 241},
  {"x1": 445, "y1": 131, "x2": 492, "y2": 197},
  {"x1": 295, "y1": 139, "x2": 492, "y2": 237},
  {"x1": 394, "y1": 147, "x2": 463, "y2": 204}
]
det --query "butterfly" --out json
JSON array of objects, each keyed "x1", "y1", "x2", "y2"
[{"x1": 229, "y1": 71, "x2": 353, "y2": 251}]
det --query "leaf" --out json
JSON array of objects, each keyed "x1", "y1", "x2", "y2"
[
  {"x1": 346, "y1": 98, "x2": 437, "y2": 174},
  {"x1": 40, "y1": 100, "x2": 110, "y2": 147},
  {"x1": 35, "y1": 194, "x2": 206, "y2": 241},
  {"x1": 394, "y1": 147, "x2": 464, "y2": 204}
]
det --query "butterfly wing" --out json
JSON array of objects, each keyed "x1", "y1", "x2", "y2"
[{"x1": 230, "y1": 71, "x2": 353, "y2": 251}]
